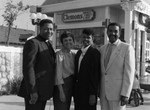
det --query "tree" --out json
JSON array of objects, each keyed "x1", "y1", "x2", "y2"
[{"x1": 2, "y1": 0, "x2": 29, "y2": 45}]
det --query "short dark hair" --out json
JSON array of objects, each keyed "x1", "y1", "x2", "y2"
[
  {"x1": 60, "y1": 31, "x2": 74, "y2": 44},
  {"x1": 82, "y1": 28, "x2": 94, "y2": 36},
  {"x1": 107, "y1": 22, "x2": 122, "y2": 33},
  {"x1": 39, "y1": 19, "x2": 53, "y2": 27}
]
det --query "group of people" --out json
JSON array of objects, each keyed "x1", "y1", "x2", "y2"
[{"x1": 18, "y1": 19, "x2": 136, "y2": 110}]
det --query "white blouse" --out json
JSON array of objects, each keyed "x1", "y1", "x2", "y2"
[{"x1": 55, "y1": 49, "x2": 76, "y2": 85}]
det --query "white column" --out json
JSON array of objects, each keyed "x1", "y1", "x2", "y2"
[
  {"x1": 124, "y1": 10, "x2": 133, "y2": 44},
  {"x1": 141, "y1": 31, "x2": 146, "y2": 76},
  {"x1": 132, "y1": 12, "x2": 136, "y2": 47},
  {"x1": 120, "y1": 1, "x2": 142, "y2": 45},
  {"x1": 135, "y1": 29, "x2": 140, "y2": 72},
  {"x1": 52, "y1": 13, "x2": 57, "y2": 49},
  {"x1": 136, "y1": 29, "x2": 141, "y2": 77},
  {"x1": 104, "y1": 6, "x2": 110, "y2": 44}
]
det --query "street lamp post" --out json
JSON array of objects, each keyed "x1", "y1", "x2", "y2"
[
  {"x1": 30, "y1": 12, "x2": 48, "y2": 35},
  {"x1": 31, "y1": 13, "x2": 48, "y2": 25}
]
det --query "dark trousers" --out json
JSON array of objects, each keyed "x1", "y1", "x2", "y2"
[
  {"x1": 24, "y1": 97, "x2": 47, "y2": 110},
  {"x1": 53, "y1": 75, "x2": 73, "y2": 110},
  {"x1": 74, "y1": 102, "x2": 96, "y2": 110}
]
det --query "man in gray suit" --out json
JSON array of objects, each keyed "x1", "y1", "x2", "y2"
[
  {"x1": 18, "y1": 19, "x2": 56, "y2": 110},
  {"x1": 99, "y1": 22, "x2": 135, "y2": 110}
]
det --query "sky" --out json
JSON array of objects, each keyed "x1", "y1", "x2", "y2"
[
  {"x1": 0, "y1": 0, "x2": 150, "y2": 31},
  {"x1": 0, "y1": 0, "x2": 46, "y2": 31}
]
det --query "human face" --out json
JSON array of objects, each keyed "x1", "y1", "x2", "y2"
[
  {"x1": 81, "y1": 34, "x2": 93, "y2": 48},
  {"x1": 107, "y1": 25, "x2": 120, "y2": 43},
  {"x1": 40, "y1": 23, "x2": 53, "y2": 40},
  {"x1": 62, "y1": 36, "x2": 74, "y2": 50}
]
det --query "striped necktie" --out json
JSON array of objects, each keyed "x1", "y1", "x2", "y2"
[{"x1": 104, "y1": 44, "x2": 113, "y2": 68}]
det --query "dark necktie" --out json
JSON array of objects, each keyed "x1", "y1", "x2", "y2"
[
  {"x1": 104, "y1": 44, "x2": 113, "y2": 68},
  {"x1": 45, "y1": 41, "x2": 56, "y2": 61}
]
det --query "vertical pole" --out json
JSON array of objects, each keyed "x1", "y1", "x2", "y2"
[
  {"x1": 141, "y1": 31, "x2": 146, "y2": 76},
  {"x1": 104, "y1": 6, "x2": 110, "y2": 44},
  {"x1": 52, "y1": 13, "x2": 57, "y2": 49},
  {"x1": 35, "y1": 25, "x2": 38, "y2": 36},
  {"x1": 135, "y1": 29, "x2": 140, "y2": 76},
  {"x1": 124, "y1": 10, "x2": 133, "y2": 44}
]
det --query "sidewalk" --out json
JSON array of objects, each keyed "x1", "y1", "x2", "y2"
[{"x1": 0, "y1": 91, "x2": 150, "y2": 110}]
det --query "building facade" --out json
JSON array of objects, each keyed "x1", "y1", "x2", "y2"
[{"x1": 30, "y1": 0, "x2": 150, "y2": 77}]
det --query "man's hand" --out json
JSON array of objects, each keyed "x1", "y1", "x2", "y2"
[
  {"x1": 29, "y1": 92, "x2": 38, "y2": 104},
  {"x1": 89, "y1": 95, "x2": 96, "y2": 105},
  {"x1": 120, "y1": 95, "x2": 128, "y2": 106}
]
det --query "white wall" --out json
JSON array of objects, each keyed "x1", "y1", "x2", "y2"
[{"x1": 0, "y1": 46, "x2": 23, "y2": 92}]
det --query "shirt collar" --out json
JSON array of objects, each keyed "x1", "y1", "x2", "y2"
[
  {"x1": 109, "y1": 39, "x2": 119, "y2": 46},
  {"x1": 61, "y1": 48, "x2": 72, "y2": 54},
  {"x1": 81, "y1": 45, "x2": 91, "y2": 55},
  {"x1": 38, "y1": 34, "x2": 49, "y2": 42}
]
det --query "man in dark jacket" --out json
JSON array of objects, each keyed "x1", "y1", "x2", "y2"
[
  {"x1": 74, "y1": 29, "x2": 101, "y2": 110},
  {"x1": 18, "y1": 19, "x2": 56, "y2": 110}
]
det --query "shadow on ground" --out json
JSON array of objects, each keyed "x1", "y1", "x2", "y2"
[
  {"x1": 0, "y1": 102, "x2": 24, "y2": 106},
  {"x1": 143, "y1": 96, "x2": 150, "y2": 101},
  {"x1": 0, "y1": 100, "x2": 53, "y2": 106},
  {"x1": 0, "y1": 101, "x2": 54, "y2": 107},
  {"x1": 142, "y1": 96, "x2": 150, "y2": 105}
]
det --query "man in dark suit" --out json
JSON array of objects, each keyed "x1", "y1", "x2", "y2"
[
  {"x1": 18, "y1": 19, "x2": 56, "y2": 110},
  {"x1": 74, "y1": 29, "x2": 101, "y2": 110}
]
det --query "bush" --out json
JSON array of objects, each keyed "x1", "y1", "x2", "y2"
[
  {"x1": 0, "y1": 77, "x2": 22, "y2": 95},
  {"x1": 10, "y1": 77, "x2": 22, "y2": 94}
]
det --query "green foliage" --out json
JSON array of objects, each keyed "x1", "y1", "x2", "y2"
[
  {"x1": 2, "y1": 0, "x2": 29, "y2": 26},
  {"x1": 0, "y1": 76, "x2": 22, "y2": 95},
  {"x1": 10, "y1": 76, "x2": 22, "y2": 94},
  {"x1": 1, "y1": 0, "x2": 29, "y2": 45}
]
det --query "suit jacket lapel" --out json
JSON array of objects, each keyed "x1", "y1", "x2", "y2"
[
  {"x1": 106, "y1": 41, "x2": 122, "y2": 71},
  {"x1": 78, "y1": 46, "x2": 92, "y2": 73},
  {"x1": 75, "y1": 50, "x2": 82, "y2": 74},
  {"x1": 76, "y1": 50, "x2": 82, "y2": 63},
  {"x1": 46, "y1": 41, "x2": 56, "y2": 60},
  {"x1": 102, "y1": 45, "x2": 108, "y2": 71},
  {"x1": 81, "y1": 46, "x2": 91, "y2": 61},
  {"x1": 39, "y1": 39, "x2": 55, "y2": 64}
]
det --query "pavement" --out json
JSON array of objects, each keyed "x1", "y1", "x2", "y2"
[{"x1": 0, "y1": 91, "x2": 150, "y2": 110}]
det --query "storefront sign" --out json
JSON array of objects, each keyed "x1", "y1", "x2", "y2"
[{"x1": 62, "y1": 10, "x2": 95, "y2": 22}]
